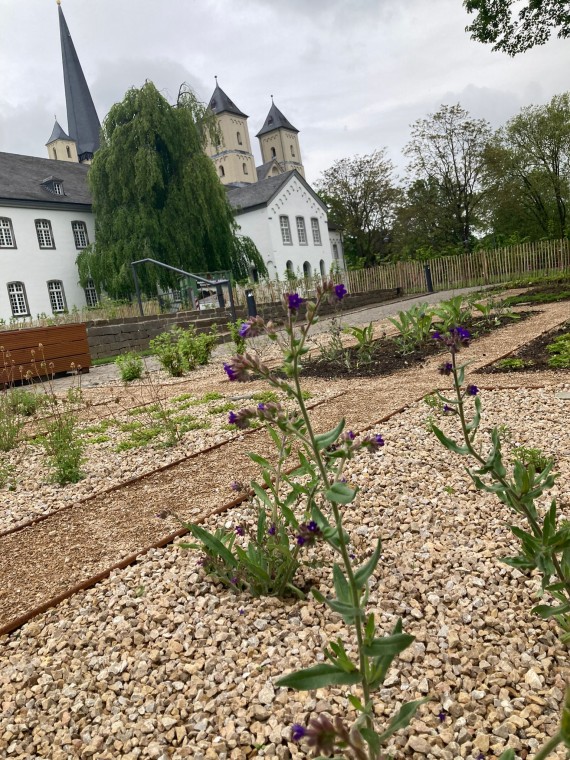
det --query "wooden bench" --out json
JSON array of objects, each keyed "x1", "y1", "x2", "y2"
[{"x1": 0, "y1": 324, "x2": 91, "y2": 383}]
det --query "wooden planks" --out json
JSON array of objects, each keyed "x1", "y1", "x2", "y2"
[{"x1": 0, "y1": 324, "x2": 91, "y2": 381}]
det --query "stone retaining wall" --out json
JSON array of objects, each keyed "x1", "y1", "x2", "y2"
[{"x1": 86, "y1": 288, "x2": 403, "y2": 360}]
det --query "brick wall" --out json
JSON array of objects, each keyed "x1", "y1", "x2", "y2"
[{"x1": 86, "y1": 288, "x2": 402, "y2": 360}]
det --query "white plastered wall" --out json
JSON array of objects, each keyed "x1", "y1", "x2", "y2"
[{"x1": 0, "y1": 205, "x2": 95, "y2": 322}]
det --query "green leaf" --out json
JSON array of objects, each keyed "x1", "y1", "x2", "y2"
[
  {"x1": 333, "y1": 564, "x2": 351, "y2": 603},
  {"x1": 348, "y1": 694, "x2": 366, "y2": 712},
  {"x1": 248, "y1": 452, "x2": 271, "y2": 468},
  {"x1": 360, "y1": 727, "x2": 381, "y2": 755},
  {"x1": 498, "y1": 750, "x2": 516, "y2": 760},
  {"x1": 275, "y1": 663, "x2": 361, "y2": 690},
  {"x1": 311, "y1": 588, "x2": 364, "y2": 623},
  {"x1": 314, "y1": 419, "x2": 345, "y2": 451},
  {"x1": 188, "y1": 524, "x2": 237, "y2": 568},
  {"x1": 354, "y1": 538, "x2": 382, "y2": 589},
  {"x1": 533, "y1": 603, "x2": 570, "y2": 619},
  {"x1": 364, "y1": 613, "x2": 376, "y2": 644},
  {"x1": 256, "y1": 509, "x2": 266, "y2": 544},
  {"x1": 363, "y1": 633, "x2": 415, "y2": 658},
  {"x1": 251, "y1": 481, "x2": 273, "y2": 510},
  {"x1": 325, "y1": 481, "x2": 358, "y2": 505},
  {"x1": 431, "y1": 425, "x2": 470, "y2": 455},
  {"x1": 375, "y1": 698, "x2": 430, "y2": 745}
]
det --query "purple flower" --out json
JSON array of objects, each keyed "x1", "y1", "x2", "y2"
[
  {"x1": 373, "y1": 433, "x2": 385, "y2": 447},
  {"x1": 432, "y1": 331, "x2": 442, "y2": 341},
  {"x1": 439, "y1": 361, "x2": 453, "y2": 376},
  {"x1": 257, "y1": 402, "x2": 266, "y2": 411},
  {"x1": 228, "y1": 411, "x2": 238, "y2": 425},
  {"x1": 238, "y1": 322, "x2": 250, "y2": 338},
  {"x1": 223, "y1": 362, "x2": 239, "y2": 381},
  {"x1": 334, "y1": 283, "x2": 347, "y2": 300},
  {"x1": 287, "y1": 293, "x2": 304, "y2": 311},
  {"x1": 268, "y1": 523, "x2": 276, "y2": 536},
  {"x1": 346, "y1": 430, "x2": 355, "y2": 440},
  {"x1": 296, "y1": 535, "x2": 306, "y2": 546},
  {"x1": 291, "y1": 724, "x2": 307, "y2": 742},
  {"x1": 235, "y1": 525, "x2": 245, "y2": 536},
  {"x1": 443, "y1": 404, "x2": 454, "y2": 413},
  {"x1": 467, "y1": 384, "x2": 479, "y2": 396},
  {"x1": 239, "y1": 608, "x2": 245, "y2": 615},
  {"x1": 230, "y1": 576, "x2": 239, "y2": 585},
  {"x1": 438, "y1": 710, "x2": 447, "y2": 723},
  {"x1": 307, "y1": 521, "x2": 319, "y2": 532},
  {"x1": 454, "y1": 326, "x2": 471, "y2": 343},
  {"x1": 230, "y1": 480, "x2": 244, "y2": 492}
]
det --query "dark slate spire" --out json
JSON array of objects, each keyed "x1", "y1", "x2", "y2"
[
  {"x1": 46, "y1": 119, "x2": 70, "y2": 145},
  {"x1": 208, "y1": 78, "x2": 248, "y2": 118},
  {"x1": 256, "y1": 100, "x2": 298, "y2": 137},
  {"x1": 58, "y1": 2, "x2": 101, "y2": 161}
]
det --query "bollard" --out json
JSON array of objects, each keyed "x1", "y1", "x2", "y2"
[
  {"x1": 245, "y1": 289, "x2": 257, "y2": 317},
  {"x1": 424, "y1": 264, "x2": 434, "y2": 293}
]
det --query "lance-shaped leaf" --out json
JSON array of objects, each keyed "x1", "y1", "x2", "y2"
[
  {"x1": 311, "y1": 588, "x2": 364, "y2": 624},
  {"x1": 275, "y1": 663, "x2": 361, "y2": 690},
  {"x1": 533, "y1": 602, "x2": 570, "y2": 619},
  {"x1": 188, "y1": 524, "x2": 237, "y2": 568},
  {"x1": 354, "y1": 538, "x2": 382, "y2": 590},
  {"x1": 314, "y1": 418, "x2": 345, "y2": 450},
  {"x1": 332, "y1": 564, "x2": 351, "y2": 604},
  {"x1": 325, "y1": 481, "x2": 358, "y2": 505},
  {"x1": 363, "y1": 632, "x2": 415, "y2": 658},
  {"x1": 375, "y1": 698, "x2": 430, "y2": 744},
  {"x1": 431, "y1": 425, "x2": 470, "y2": 455}
]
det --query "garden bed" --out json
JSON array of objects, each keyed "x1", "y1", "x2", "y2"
[
  {"x1": 478, "y1": 320, "x2": 570, "y2": 375},
  {"x1": 301, "y1": 313, "x2": 535, "y2": 380}
]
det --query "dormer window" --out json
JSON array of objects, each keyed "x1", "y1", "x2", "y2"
[{"x1": 40, "y1": 176, "x2": 65, "y2": 196}]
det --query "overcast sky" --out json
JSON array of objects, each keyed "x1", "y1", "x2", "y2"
[{"x1": 1, "y1": 0, "x2": 569, "y2": 185}]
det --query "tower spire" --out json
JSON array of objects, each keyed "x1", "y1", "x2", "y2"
[{"x1": 58, "y1": 3, "x2": 101, "y2": 162}]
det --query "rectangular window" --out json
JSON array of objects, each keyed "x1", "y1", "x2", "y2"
[
  {"x1": 280, "y1": 215, "x2": 292, "y2": 245},
  {"x1": 296, "y1": 217, "x2": 307, "y2": 245},
  {"x1": 0, "y1": 217, "x2": 16, "y2": 248},
  {"x1": 7, "y1": 282, "x2": 29, "y2": 316},
  {"x1": 84, "y1": 279, "x2": 99, "y2": 308},
  {"x1": 53, "y1": 182, "x2": 64, "y2": 195},
  {"x1": 311, "y1": 218, "x2": 322, "y2": 246},
  {"x1": 72, "y1": 221, "x2": 89, "y2": 249},
  {"x1": 35, "y1": 219, "x2": 55, "y2": 249},
  {"x1": 332, "y1": 243, "x2": 339, "y2": 260},
  {"x1": 47, "y1": 280, "x2": 67, "y2": 313}
]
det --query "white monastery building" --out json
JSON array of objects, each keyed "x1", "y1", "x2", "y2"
[{"x1": 0, "y1": 2, "x2": 344, "y2": 322}]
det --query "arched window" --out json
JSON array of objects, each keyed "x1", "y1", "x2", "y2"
[
  {"x1": 250, "y1": 267, "x2": 259, "y2": 283},
  {"x1": 219, "y1": 165, "x2": 225, "y2": 178},
  {"x1": 71, "y1": 221, "x2": 89, "y2": 249},
  {"x1": 285, "y1": 260, "x2": 294, "y2": 281},
  {"x1": 35, "y1": 219, "x2": 55, "y2": 249},
  {"x1": 52, "y1": 147, "x2": 57, "y2": 160},
  {"x1": 286, "y1": 260, "x2": 294, "y2": 273},
  {"x1": 242, "y1": 162, "x2": 248, "y2": 175},
  {"x1": 270, "y1": 147, "x2": 276, "y2": 159},
  {"x1": 66, "y1": 145, "x2": 71, "y2": 158},
  {"x1": 332, "y1": 243, "x2": 339, "y2": 260},
  {"x1": 47, "y1": 280, "x2": 67, "y2": 313},
  {"x1": 7, "y1": 282, "x2": 29, "y2": 317},
  {"x1": 0, "y1": 217, "x2": 16, "y2": 248},
  {"x1": 290, "y1": 144, "x2": 296, "y2": 157},
  {"x1": 320, "y1": 259, "x2": 326, "y2": 277},
  {"x1": 303, "y1": 261, "x2": 312, "y2": 278},
  {"x1": 237, "y1": 131, "x2": 243, "y2": 145}
]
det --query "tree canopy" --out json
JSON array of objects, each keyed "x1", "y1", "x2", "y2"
[
  {"x1": 77, "y1": 82, "x2": 266, "y2": 299},
  {"x1": 315, "y1": 150, "x2": 401, "y2": 268},
  {"x1": 464, "y1": 0, "x2": 570, "y2": 55}
]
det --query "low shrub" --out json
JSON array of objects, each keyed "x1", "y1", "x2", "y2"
[
  {"x1": 116, "y1": 352, "x2": 144, "y2": 382},
  {"x1": 495, "y1": 357, "x2": 532, "y2": 370},
  {"x1": 547, "y1": 332, "x2": 570, "y2": 368},
  {"x1": 150, "y1": 325, "x2": 218, "y2": 376}
]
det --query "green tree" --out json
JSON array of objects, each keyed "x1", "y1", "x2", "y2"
[
  {"x1": 464, "y1": 0, "x2": 570, "y2": 55},
  {"x1": 483, "y1": 93, "x2": 570, "y2": 242},
  {"x1": 77, "y1": 82, "x2": 266, "y2": 299},
  {"x1": 404, "y1": 104, "x2": 492, "y2": 253},
  {"x1": 315, "y1": 150, "x2": 402, "y2": 268}
]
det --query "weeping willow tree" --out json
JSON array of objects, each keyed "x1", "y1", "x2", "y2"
[{"x1": 77, "y1": 81, "x2": 266, "y2": 299}]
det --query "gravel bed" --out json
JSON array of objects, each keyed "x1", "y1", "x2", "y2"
[
  {"x1": 1, "y1": 386, "x2": 570, "y2": 759},
  {"x1": 0, "y1": 378, "x2": 341, "y2": 534}
]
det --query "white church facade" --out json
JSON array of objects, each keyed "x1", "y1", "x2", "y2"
[{"x1": 0, "y1": 3, "x2": 344, "y2": 323}]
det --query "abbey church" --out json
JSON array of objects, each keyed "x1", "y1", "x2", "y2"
[{"x1": 0, "y1": 2, "x2": 344, "y2": 321}]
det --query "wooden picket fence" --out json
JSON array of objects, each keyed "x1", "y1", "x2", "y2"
[{"x1": 234, "y1": 238, "x2": 570, "y2": 305}]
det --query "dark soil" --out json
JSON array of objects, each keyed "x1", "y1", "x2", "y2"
[
  {"x1": 478, "y1": 320, "x2": 570, "y2": 375},
  {"x1": 301, "y1": 314, "x2": 534, "y2": 380},
  {"x1": 503, "y1": 286, "x2": 570, "y2": 307}
]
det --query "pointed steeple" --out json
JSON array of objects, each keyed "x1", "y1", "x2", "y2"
[
  {"x1": 208, "y1": 79, "x2": 248, "y2": 119},
  {"x1": 256, "y1": 100, "x2": 298, "y2": 137},
  {"x1": 58, "y1": 2, "x2": 101, "y2": 162},
  {"x1": 46, "y1": 119, "x2": 70, "y2": 145}
]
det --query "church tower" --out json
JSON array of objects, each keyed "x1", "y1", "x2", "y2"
[
  {"x1": 206, "y1": 79, "x2": 258, "y2": 185},
  {"x1": 257, "y1": 99, "x2": 304, "y2": 178},
  {"x1": 47, "y1": 0, "x2": 101, "y2": 164}
]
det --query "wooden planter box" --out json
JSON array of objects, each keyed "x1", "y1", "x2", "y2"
[{"x1": 0, "y1": 324, "x2": 91, "y2": 382}]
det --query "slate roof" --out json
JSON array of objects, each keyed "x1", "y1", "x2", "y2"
[
  {"x1": 227, "y1": 170, "x2": 327, "y2": 216},
  {"x1": 256, "y1": 102, "x2": 298, "y2": 137},
  {"x1": 0, "y1": 152, "x2": 91, "y2": 206},
  {"x1": 255, "y1": 160, "x2": 282, "y2": 181},
  {"x1": 208, "y1": 83, "x2": 248, "y2": 118},
  {"x1": 59, "y1": 5, "x2": 101, "y2": 158},
  {"x1": 46, "y1": 119, "x2": 70, "y2": 145}
]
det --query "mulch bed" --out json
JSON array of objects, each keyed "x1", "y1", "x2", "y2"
[
  {"x1": 478, "y1": 320, "x2": 570, "y2": 374},
  {"x1": 301, "y1": 313, "x2": 535, "y2": 380}
]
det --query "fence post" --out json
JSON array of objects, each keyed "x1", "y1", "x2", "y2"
[
  {"x1": 424, "y1": 263, "x2": 434, "y2": 293},
  {"x1": 245, "y1": 289, "x2": 257, "y2": 317}
]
